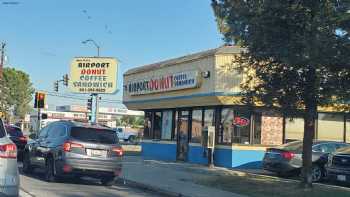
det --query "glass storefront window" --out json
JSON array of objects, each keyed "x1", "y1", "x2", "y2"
[
  {"x1": 154, "y1": 112, "x2": 162, "y2": 139},
  {"x1": 220, "y1": 108, "x2": 234, "y2": 144},
  {"x1": 191, "y1": 110, "x2": 202, "y2": 143},
  {"x1": 346, "y1": 117, "x2": 350, "y2": 143},
  {"x1": 285, "y1": 117, "x2": 304, "y2": 142},
  {"x1": 233, "y1": 111, "x2": 251, "y2": 144},
  {"x1": 174, "y1": 111, "x2": 178, "y2": 140},
  {"x1": 318, "y1": 113, "x2": 344, "y2": 142},
  {"x1": 143, "y1": 112, "x2": 152, "y2": 139},
  {"x1": 204, "y1": 109, "x2": 214, "y2": 128},
  {"x1": 253, "y1": 113, "x2": 262, "y2": 144},
  {"x1": 161, "y1": 110, "x2": 172, "y2": 140}
]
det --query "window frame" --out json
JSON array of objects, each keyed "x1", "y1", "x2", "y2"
[{"x1": 144, "y1": 109, "x2": 178, "y2": 141}]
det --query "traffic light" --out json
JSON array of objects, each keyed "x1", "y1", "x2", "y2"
[
  {"x1": 41, "y1": 113, "x2": 48, "y2": 119},
  {"x1": 34, "y1": 92, "x2": 46, "y2": 109},
  {"x1": 54, "y1": 81, "x2": 59, "y2": 92},
  {"x1": 87, "y1": 97, "x2": 93, "y2": 111},
  {"x1": 63, "y1": 74, "x2": 69, "y2": 86}
]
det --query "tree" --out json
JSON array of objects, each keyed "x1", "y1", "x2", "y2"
[
  {"x1": 1, "y1": 68, "x2": 34, "y2": 120},
  {"x1": 212, "y1": 0, "x2": 350, "y2": 188},
  {"x1": 115, "y1": 118, "x2": 122, "y2": 127},
  {"x1": 120, "y1": 115, "x2": 136, "y2": 127},
  {"x1": 135, "y1": 117, "x2": 144, "y2": 127}
]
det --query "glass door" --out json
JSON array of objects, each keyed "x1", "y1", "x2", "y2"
[{"x1": 176, "y1": 110, "x2": 189, "y2": 161}]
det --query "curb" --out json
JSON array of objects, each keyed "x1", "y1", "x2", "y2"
[
  {"x1": 118, "y1": 178, "x2": 191, "y2": 197},
  {"x1": 19, "y1": 187, "x2": 35, "y2": 197}
]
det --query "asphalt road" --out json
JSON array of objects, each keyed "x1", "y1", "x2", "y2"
[{"x1": 18, "y1": 164, "x2": 163, "y2": 197}]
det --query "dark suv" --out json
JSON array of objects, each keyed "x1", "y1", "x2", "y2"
[
  {"x1": 5, "y1": 125, "x2": 27, "y2": 159},
  {"x1": 22, "y1": 121, "x2": 123, "y2": 186}
]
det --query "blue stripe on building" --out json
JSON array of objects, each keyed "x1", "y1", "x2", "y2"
[{"x1": 141, "y1": 141, "x2": 265, "y2": 169}]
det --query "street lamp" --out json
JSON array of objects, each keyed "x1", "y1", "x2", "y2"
[{"x1": 82, "y1": 39, "x2": 100, "y2": 57}]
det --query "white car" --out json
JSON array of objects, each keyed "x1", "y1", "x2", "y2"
[
  {"x1": 114, "y1": 127, "x2": 138, "y2": 143},
  {"x1": 0, "y1": 118, "x2": 19, "y2": 196}
]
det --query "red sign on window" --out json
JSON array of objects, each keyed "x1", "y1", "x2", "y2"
[{"x1": 233, "y1": 117, "x2": 250, "y2": 127}]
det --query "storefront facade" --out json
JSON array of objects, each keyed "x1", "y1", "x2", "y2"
[{"x1": 123, "y1": 46, "x2": 350, "y2": 168}]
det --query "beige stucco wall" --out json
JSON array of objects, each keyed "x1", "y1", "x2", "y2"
[{"x1": 214, "y1": 54, "x2": 242, "y2": 94}]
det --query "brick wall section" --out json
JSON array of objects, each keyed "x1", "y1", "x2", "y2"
[{"x1": 261, "y1": 111, "x2": 283, "y2": 146}]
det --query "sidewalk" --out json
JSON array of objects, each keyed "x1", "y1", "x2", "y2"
[{"x1": 120, "y1": 156, "x2": 248, "y2": 197}]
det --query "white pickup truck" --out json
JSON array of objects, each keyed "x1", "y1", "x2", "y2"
[{"x1": 114, "y1": 127, "x2": 138, "y2": 143}]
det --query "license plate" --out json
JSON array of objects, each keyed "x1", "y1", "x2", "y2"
[
  {"x1": 337, "y1": 175, "x2": 346, "y2": 182},
  {"x1": 87, "y1": 149, "x2": 107, "y2": 157}
]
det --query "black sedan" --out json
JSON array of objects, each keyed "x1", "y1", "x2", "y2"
[
  {"x1": 5, "y1": 125, "x2": 27, "y2": 159},
  {"x1": 326, "y1": 146, "x2": 350, "y2": 184},
  {"x1": 263, "y1": 140, "x2": 349, "y2": 182}
]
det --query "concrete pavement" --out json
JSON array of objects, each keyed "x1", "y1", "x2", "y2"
[
  {"x1": 19, "y1": 167, "x2": 164, "y2": 197},
  {"x1": 121, "y1": 156, "x2": 248, "y2": 197}
]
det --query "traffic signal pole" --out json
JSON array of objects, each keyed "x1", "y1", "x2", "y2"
[
  {"x1": 93, "y1": 93, "x2": 98, "y2": 124},
  {"x1": 34, "y1": 92, "x2": 45, "y2": 133},
  {"x1": 37, "y1": 108, "x2": 41, "y2": 134}
]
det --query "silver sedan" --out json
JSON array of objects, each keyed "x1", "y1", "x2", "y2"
[{"x1": 0, "y1": 118, "x2": 19, "y2": 197}]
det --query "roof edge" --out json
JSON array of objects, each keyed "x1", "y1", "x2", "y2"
[{"x1": 124, "y1": 45, "x2": 244, "y2": 76}]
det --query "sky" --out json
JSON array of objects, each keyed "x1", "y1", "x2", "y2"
[{"x1": 0, "y1": 0, "x2": 223, "y2": 109}]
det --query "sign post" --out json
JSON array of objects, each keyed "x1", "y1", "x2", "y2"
[{"x1": 69, "y1": 57, "x2": 118, "y2": 124}]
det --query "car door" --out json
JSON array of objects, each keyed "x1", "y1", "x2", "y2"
[
  {"x1": 38, "y1": 123, "x2": 67, "y2": 163},
  {"x1": 31, "y1": 124, "x2": 51, "y2": 166},
  {"x1": 117, "y1": 128, "x2": 124, "y2": 139}
]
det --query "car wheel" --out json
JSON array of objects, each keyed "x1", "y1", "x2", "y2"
[
  {"x1": 45, "y1": 157, "x2": 57, "y2": 182},
  {"x1": 311, "y1": 164, "x2": 322, "y2": 182},
  {"x1": 101, "y1": 176, "x2": 115, "y2": 186},
  {"x1": 22, "y1": 152, "x2": 32, "y2": 174},
  {"x1": 128, "y1": 135, "x2": 136, "y2": 144}
]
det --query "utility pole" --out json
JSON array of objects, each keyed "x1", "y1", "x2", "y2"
[{"x1": 0, "y1": 42, "x2": 6, "y2": 79}]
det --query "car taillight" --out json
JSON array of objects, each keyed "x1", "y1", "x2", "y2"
[
  {"x1": 63, "y1": 141, "x2": 84, "y2": 152},
  {"x1": 112, "y1": 147, "x2": 123, "y2": 156},
  {"x1": 0, "y1": 144, "x2": 17, "y2": 159},
  {"x1": 281, "y1": 151, "x2": 295, "y2": 160}
]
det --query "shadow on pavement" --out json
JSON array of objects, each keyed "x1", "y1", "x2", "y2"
[{"x1": 18, "y1": 163, "x2": 102, "y2": 186}]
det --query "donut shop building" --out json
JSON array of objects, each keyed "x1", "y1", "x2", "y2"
[{"x1": 123, "y1": 46, "x2": 350, "y2": 168}]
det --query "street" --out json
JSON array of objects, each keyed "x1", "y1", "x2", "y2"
[{"x1": 18, "y1": 163, "x2": 162, "y2": 197}]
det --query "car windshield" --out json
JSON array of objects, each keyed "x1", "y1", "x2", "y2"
[
  {"x1": 5, "y1": 126, "x2": 23, "y2": 137},
  {"x1": 70, "y1": 127, "x2": 118, "y2": 144}
]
